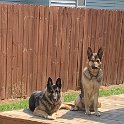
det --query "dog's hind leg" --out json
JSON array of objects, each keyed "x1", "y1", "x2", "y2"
[
  {"x1": 60, "y1": 103, "x2": 72, "y2": 110},
  {"x1": 94, "y1": 91, "x2": 101, "y2": 117},
  {"x1": 71, "y1": 95, "x2": 85, "y2": 111},
  {"x1": 33, "y1": 108, "x2": 56, "y2": 120}
]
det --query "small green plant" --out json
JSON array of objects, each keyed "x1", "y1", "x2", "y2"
[{"x1": 0, "y1": 87, "x2": 124, "y2": 112}]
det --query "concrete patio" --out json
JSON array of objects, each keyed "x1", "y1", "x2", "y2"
[{"x1": 0, "y1": 94, "x2": 124, "y2": 124}]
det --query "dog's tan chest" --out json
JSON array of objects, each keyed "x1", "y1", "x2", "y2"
[{"x1": 83, "y1": 76, "x2": 100, "y2": 95}]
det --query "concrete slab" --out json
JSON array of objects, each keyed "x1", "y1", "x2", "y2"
[{"x1": 0, "y1": 94, "x2": 124, "y2": 124}]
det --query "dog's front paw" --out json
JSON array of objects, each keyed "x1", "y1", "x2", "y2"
[
  {"x1": 43, "y1": 115, "x2": 56, "y2": 120},
  {"x1": 48, "y1": 115, "x2": 56, "y2": 120},
  {"x1": 95, "y1": 112, "x2": 101, "y2": 117},
  {"x1": 51, "y1": 114, "x2": 57, "y2": 120},
  {"x1": 71, "y1": 106, "x2": 78, "y2": 111},
  {"x1": 85, "y1": 111, "x2": 91, "y2": 115}
]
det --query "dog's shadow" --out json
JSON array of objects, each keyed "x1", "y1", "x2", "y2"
[
  {"x1": 60, "y1": 108, "x2": 124, "y2": 124},
  {"x1": 23, "y1": 108, "x2": 124, "y2": 124},
  {"x1": 23, "y1": 108, "x2": 33, "y2": 116},
  {"x1": 23, "y1": 108, "x2": 46, "y2": 120}
]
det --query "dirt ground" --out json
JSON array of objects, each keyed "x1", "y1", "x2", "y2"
[{"x1": 100, "y1": 83, "x2": 124, "y2": 90}]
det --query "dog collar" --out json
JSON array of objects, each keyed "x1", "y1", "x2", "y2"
[{"x1": 83, "y1": 67, "x2": 102, "y2": 81}]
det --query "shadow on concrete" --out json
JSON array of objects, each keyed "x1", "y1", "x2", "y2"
[
  {"x1": 23, "y1": 107, "x2": 124, "y2": 124},
  {"x1": 60, "y1": 108, "x2": 124, "y2": 124},
  {"x1": 23, "y1": 108, "x2": 46, "y2": 120},
  {"x1": 23, "y1": 108, "x2": 33, "y2": 116}
]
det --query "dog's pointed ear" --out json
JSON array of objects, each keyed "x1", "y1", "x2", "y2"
[
  {"x1": 87, "y1": 47, "x2": 93, "y2": 60},
  {"x1": 97, "y1": 47, "x2": 103, "y2": 60},
  {"x1": 47, "y1": 77, "x2": 53, "y2": 90},
  {"x1": 56, "y1": 78, "x2": 62, "y2": 89}
]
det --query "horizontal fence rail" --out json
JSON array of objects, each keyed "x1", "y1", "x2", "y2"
[{"x1": 0, "y1": 3, "x2": 124, "y2": 100}]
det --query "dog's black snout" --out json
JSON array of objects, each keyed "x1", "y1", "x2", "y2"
[{"x1": 92, "y1": 65, "x2": 98, "y2": 69}]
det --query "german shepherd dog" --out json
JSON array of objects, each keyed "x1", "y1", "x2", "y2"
[
  {"x1": 29, "y1": 77, "x2": 71, "y2": 120},
  {"x1": 72, "y1": 47, "x2": 103, "y2": 116}
]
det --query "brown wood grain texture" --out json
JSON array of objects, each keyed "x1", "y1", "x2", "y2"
[{"x1": 0, "y1": 4, "x2": 123, "y2": 100}]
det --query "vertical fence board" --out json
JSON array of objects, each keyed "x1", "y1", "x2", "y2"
[
  {"x1": 119, "y1": 11, "x2": 124, "y2": 84},
  {"x1": 54, "y1": 7, "x2": 60, "y2": 79},
  {"x1": 109, "y1": 10, "x2": 117, "y2": 85},
  {"x1": 76, "y1": 8, "x2": 85, "y2": 89},
  {"x1": 36, "y1": 6, "x2": 44, "y2": 91},
  {"x1": 68, "y1": 8, "x2": 75, "y2": 90},
  {"x1": 1, "y1": 4, "x2": 7, "y2": 99},
  {"x1": 111, "y1": 11, "x2": 120, "y2": 84},
  {"x1": 116, "y1": 11, "x2": 123, "y2": 84},
  {"x1": 109, "y1": 10, "x2": 116, "y2": 85},
  {"x1": 6, "y1": 5, "x2": 13, "y2": 98},
  {"x1": 90, "y1": 9, "x2": 97, "y2": 51},
  {"x1": 51, "y1": 7, "x2": 58, "y2": 82},
  {"x1": 36, "y1": 6, "x2": 43, "y2": 91},
  {"x1": 22, "y1": 4, "x2": 29, "y2": 97},
  {"x1": 83, "y1": 9, "x2": 91, "y2": 69},
  {"x1": 71, "y1": 8, "x2": 77, "y2": 90},
  {"x1": 66, "y1": 8, "x2": 72, "y2": 90},
  {"x1": 63, "y1": 8, "x2": 69, "y2": 91},
  {"x1": 74, "y1": 8, "x2": 80, "y2": 90},
  {"x1": 32, "y1": 5, "x2": 39, "y2": 92},
  {"x1": 18, "y1": 4, "x2": 24, "y2": 97},
  {"x1": 26, "y1": 5, "x2": 34, "y2": 95},
  {"x1": 56, "y1": 7, "x2": 61, "y2": 79},
  {"x1": 99, "y1": 10, "x2": 106, "y2": 85},
  {"x1": 12, "y1": 5, "x2": 19, "y2": 98},
  {"x1": 0, "y1": 4, "x2": 2, "y2": 100},
  {"x1": 86, "y1": 9, "x2": 93, "y2": 48},
  {"x1": 101, "y1": 10, "x2": 109, "y2": 85},
  {"x1": 46, "y1": 7, "x2": 53, "y2": 81},
  {"x1": 60, "y1": 8, "x2": 67, "y2": 91},
  {"x1": 41, "y1": 7, "x2": 49, "y2": 89},
  {"x1": 31, "y1": 5, "x2": 38, "y2": 92},
  {"x1": 31, "y1": 5, "x2": 36, "y2": 92},
  {"x1": 57, "y1": 8, "x2": 63, "y2": 80},
  {"x1": 105, "y1": 10, "x2": 112, "y2": 85},
  {"x1": 95, "y1": 10, "x2": 103, "y2": 50}
]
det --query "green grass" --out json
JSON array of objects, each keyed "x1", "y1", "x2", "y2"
[
  {"x1": 0, "y1": 99, "x2": 28, "y2": 112},
  {"x1": 64, "y1": 91, "x2": 79, "y2": 102},
  {"x1": 0, "y1": 87, "x2": 124, "y2": 112},
  {"x1": 99, "y1": 87, "x2": 124, "y2": 97}
]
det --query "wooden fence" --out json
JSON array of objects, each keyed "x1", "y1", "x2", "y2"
[{"x1": 0, "y1": 3, "x2": 124, "y2": 100}]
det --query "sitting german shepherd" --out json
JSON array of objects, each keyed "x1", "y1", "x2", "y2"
[
  {"x1": 72, "y1": 47, "x2": 103, "y2": 116},
  {"x1": 29, "y1": 77, "x2": 71, "y2": 120}
]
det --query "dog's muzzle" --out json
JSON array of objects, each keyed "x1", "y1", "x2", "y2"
[
  {"x1": 53, "y1": 93, "x2": 58, "y2": 101},
  {"x1": 92, "y1": 65, "x2": 99, "y2": 69}
]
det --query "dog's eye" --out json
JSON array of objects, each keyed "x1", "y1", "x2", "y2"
[
  {"x1": 91, "y1": 60, "x2": 94, "y2": 62},
  {"x1": 96, "y1": 60, "x2": 100, "y2": 63}
]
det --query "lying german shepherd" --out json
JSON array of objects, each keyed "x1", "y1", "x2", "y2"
[
  {"x1": 72, "y1": 47, "x2": 103, "y2": 116},
  {"x1": 29, "y1": 77, "x2": 71, "y2": 120}
]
